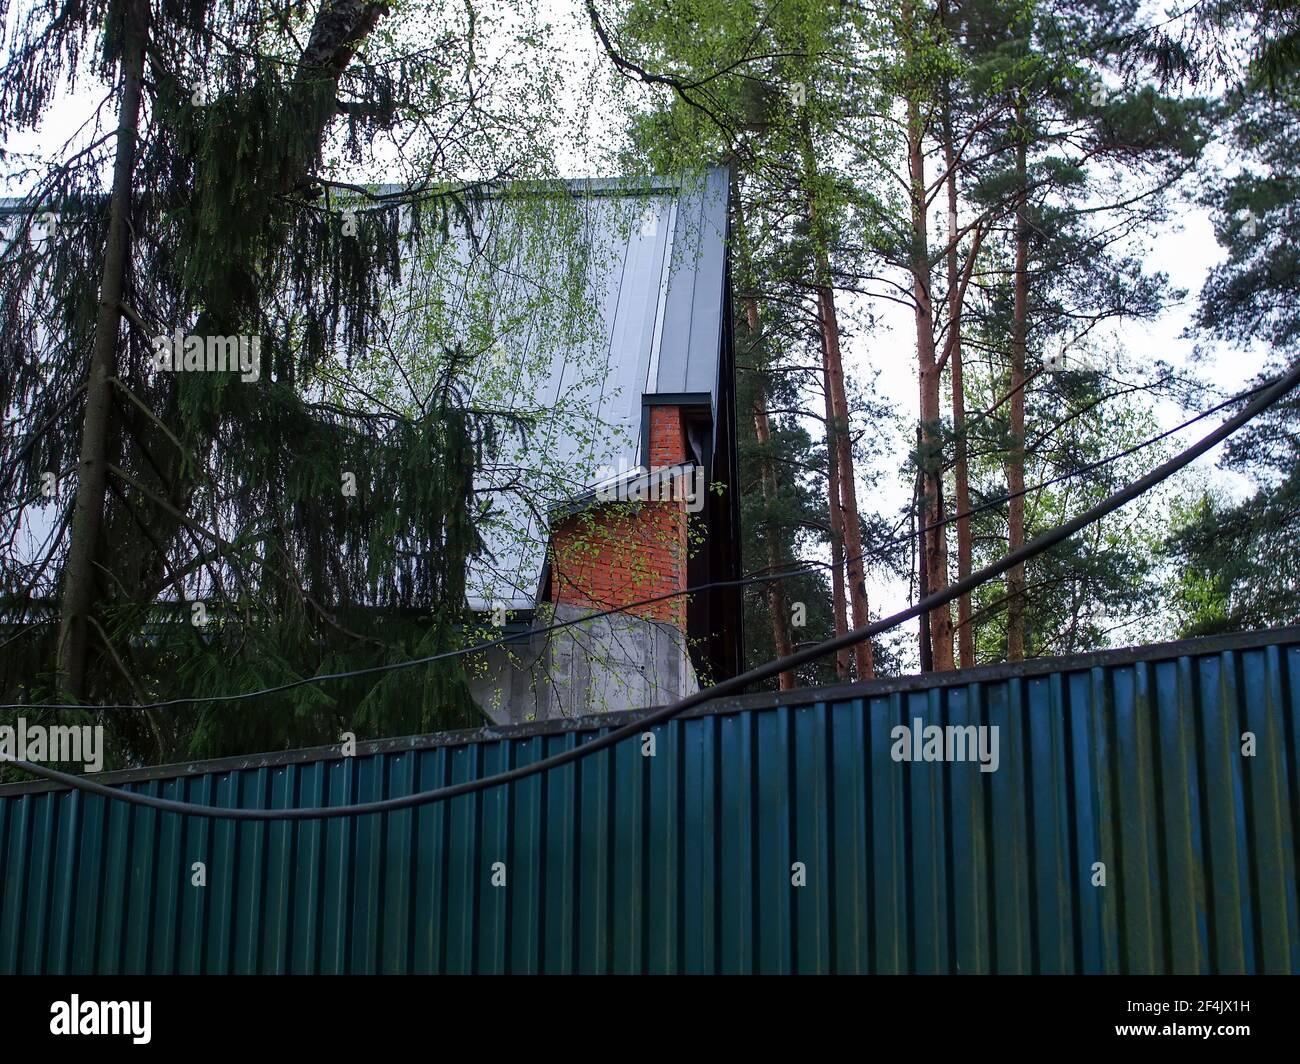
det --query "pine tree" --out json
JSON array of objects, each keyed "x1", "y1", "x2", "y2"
[
  {"x1": 0, "y1": 0, "x2": 574, "y2": 765},
  {"x1": 948, "y1": 0, "x2": 1208, "y2": 659},
  {"x1": 1163, "y1": 9, "x2": 1300, "y2": 633}
]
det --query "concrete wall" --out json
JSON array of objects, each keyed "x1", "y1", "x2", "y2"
[
  {"x1": 467, "y1": 603, "x2": 698, "y2": 725},
  {"x1": 469, "y1": 405, "x2": 698, "y2": 724}
]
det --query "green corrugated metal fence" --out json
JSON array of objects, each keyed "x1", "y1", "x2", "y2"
[{"x1": 2, "y1": 628, "x2": 1298, "y2": 973}]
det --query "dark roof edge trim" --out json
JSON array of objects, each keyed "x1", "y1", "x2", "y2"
[{"x1": 642, "y1": 391, "x2": 712, "y2": 407}]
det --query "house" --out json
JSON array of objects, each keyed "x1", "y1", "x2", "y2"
[{"x1": 452, "y1": 169, "x2": 743, "y2": 721}]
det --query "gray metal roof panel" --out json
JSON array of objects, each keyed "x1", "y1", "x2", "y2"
[
  {"x1": 458, "y1": 169, "x2": 729, "y2": 610},
  {"x1": 653, "y1": 168, "x2": 728, "y2": 402}
]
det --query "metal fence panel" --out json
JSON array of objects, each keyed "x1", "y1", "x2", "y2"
[{"x1": 2, "y1": 629, "x2": 1297, "y2": 973}]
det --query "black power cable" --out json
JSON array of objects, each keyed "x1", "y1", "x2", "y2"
[
  {"x1": 0, "y1": 375, "x2": 1271, "y2": 713},
  {"x1": 758, "y1": 375, "x2": 1272, "y2": 584},
  {"x1": 7, "y1": 356, "x2": 1298, "y2": 818}
]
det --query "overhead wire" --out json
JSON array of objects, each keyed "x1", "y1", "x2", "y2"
[
  {"x1": 0, "y1": 372, "x2": 1276, "y2": 713},
  {"x1": 6, "y1": 355, "x2": 1298, "y2": 818}
]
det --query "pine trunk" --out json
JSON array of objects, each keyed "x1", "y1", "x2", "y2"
[
  {"x1": 798, "y1": 119, "x2": 872, "y2": 679},
  {"x1": 815, "y1": 271, "x2": 874, "y2": 680},
  {"x1": 56, "y1": 0, "x2": 151, "y2": 699},
  {"x1": 731, "y1": 182, "x2": 797, "y2": 687},
  {"x1": 915, "y1": 426, "x2": 933, "y2": 672},
  {"x1": 943, "y1": 96, "x2": 974, "y2": 669},
  {"x1": 744, "y1": 295, "x2": 797, "y2": 689},
  {"x1": 908, "y1": 90, "x2": 955, "y2": 672},
  {"x1": 1006, "y1": 106, "x2": 1029, "y2": 662},
  {"x1": 822, "y1": 348, "x2": 852, "y2": 682}
]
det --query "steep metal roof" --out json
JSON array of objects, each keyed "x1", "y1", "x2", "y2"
[
  {"x1": 1, "y1": 170, "x2": 733, "y2": 613},
  {"x1": 451, "y1": 168, "x2": 730, "y2": 611},
  {"x1": 655, "y1": 171, "x2": 729, "y2": 398}
]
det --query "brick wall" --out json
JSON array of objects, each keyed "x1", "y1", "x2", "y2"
[
  {"x1": 549, "y1": 406, "x2": 691, "y2": 627},
  {"x1": 647, "y1": 405, "x2": 688, "y2": 467}
]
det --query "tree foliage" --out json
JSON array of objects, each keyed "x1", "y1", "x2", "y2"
[{"x1": 0, "y1": 0, "x2": 583, "y2": 767}]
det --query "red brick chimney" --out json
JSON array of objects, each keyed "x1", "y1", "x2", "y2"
[{"x1": 548, "y1": 406, "x2": 691, "y2": 627}]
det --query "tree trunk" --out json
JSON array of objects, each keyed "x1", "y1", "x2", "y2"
[
  {"x1": 798, "y1": 118, "x2": 872, "y2": 679},
  {"x1": 57, "y1": 0, "x2": 151, "y2": 699},
  {"x1": 730, "y1": 178, "x2": 797, "y2": 688},
  {"x1": 943, "y1": 85, "x2": 975, "y2": 669},
  {"x1": 822, "y1": 348, "x2": 852, "y2": 682},
  {"x1": 1006, "y1": 101, "x2": 1029, "y2": 662},
  {"x1": 743, "y1": 296, "x2": 797, "y2": 689},
  {"x1": 815, "y1": 272, "x2": 873, "y2": 680},
  {"x1": 67, "y1": 1, "x2": 395, "y2": 702},
  {"x1": 907, "y1": 89, "x2": 955, "y2": 672},
  {"x1": 915, "y1": 425, "x2": 933, "y2": 672}
]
